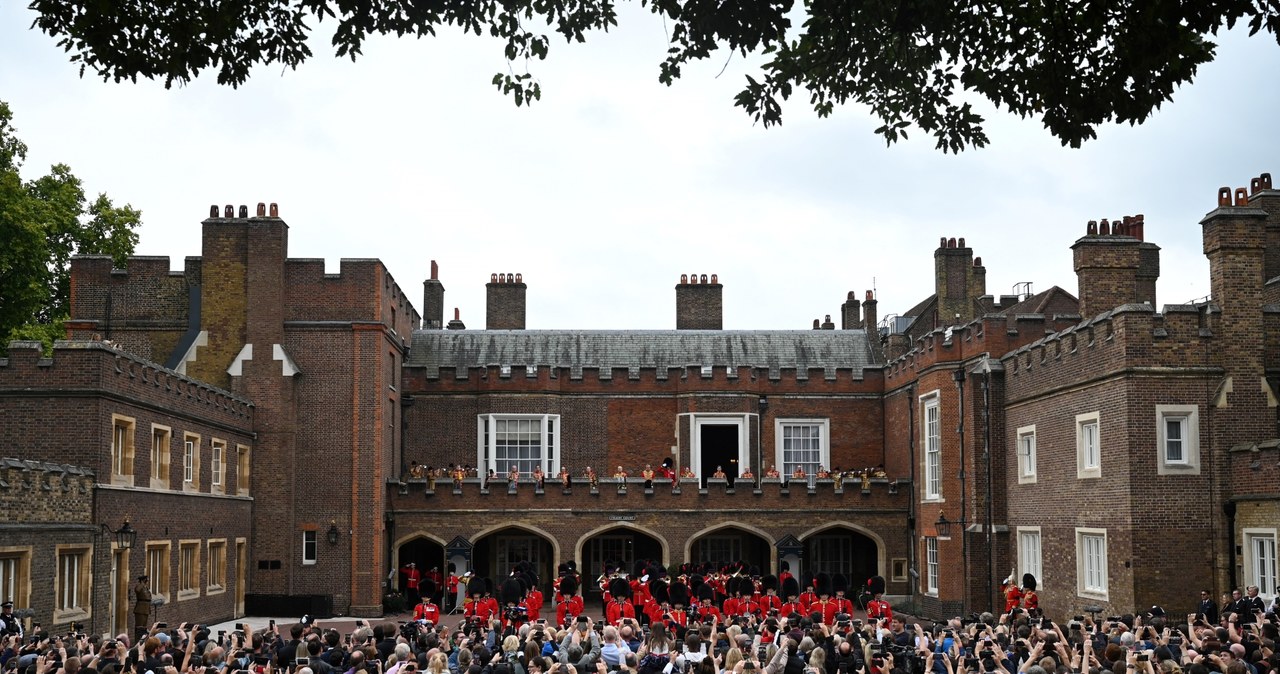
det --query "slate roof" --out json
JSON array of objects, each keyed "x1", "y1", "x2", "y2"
[{"x1": 407, "y1": 330, "x2": 880, "y2": 379}]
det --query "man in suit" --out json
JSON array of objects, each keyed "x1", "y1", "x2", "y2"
[{"x1": 1197, "y1": 589, "x2": 1219, "y2": 625}]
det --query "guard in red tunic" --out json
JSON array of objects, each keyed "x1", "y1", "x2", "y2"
[
  {"x1": 606, "y1": 577, "x2": 636, "y2": 625},
  {"x1": 401, "y1": 562, "x2": 422, "y2": 605},
  {"x1": 414, "y1": 579, "x2": 441, "y2": 622},
  {"x1": 780, "y1": 576, "x2": 805, "y2": 618},
  {"x1": 757, "y1": 575, "x2": 782, "y2": 616},
  {"x1": 1020, "y1": 573, "x2": 1039, "y2": 613},
  {"x1": 645, "y1": 577, "x2": 670, "y2": 625},
  {"x1": 500, "y1": 576, "x2": 530, "y2": 630},
  {"x1": 778, "y1": 561, "x2": 795, "y2": 588},
  {"x1": 831, "y1": 574, "x2": 855, "y2": 620},
  {"x1": 525, "y1": 576, "x2": 544, "y2": 622},
  {"x1": 556, "y1": 574, "x2": 583, "y2": 627},
  {"x1": 667, "y1": 580, "x2": 690, "y2": 627},
  {"x1": 464, "y1": 577, "x2": 494, "y2": 621},
  {"x1": 694, "y1": 583, "x2": 722, "y2": 622},
  {"x1": 446, "y1": 564, "x2": 462, "y2": 613},
  {"x1": 1001, "y1": 569, "x2": 1022, "y2": 613},
  {"x1": 812, "y1": 573, "x2": 835, "y2": 623},
  {"x1": 797, "y1": 573, "x2": 818, "y2": 615},
  {"x1": 865, "y1": 576, "x2": 892, "y2": 621}
]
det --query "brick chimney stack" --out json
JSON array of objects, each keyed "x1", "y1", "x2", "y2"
[
  {"x1": 1247, "y1": 173, "x2": 1280, "y2": 281},
  {"x1": 485, "y1": 273, "x2": 526, "y2": 330},
  {"x1": 862, "y1": 289, "x2": 878, "y2": 332},
  {"x1": 840, "y1": 291, "x2": 862, "y2": 329},
  {"x1": 934, "y1": 236, "x2": 986, "y2": 326},
  {"x1": 675, "y1": 274, "x2": 723, "y2": 329},
  {"x1": 1072, "y1": 215, "x2": 1160, "y2": 318},
  {"x1": 422, "y1": 260, "x2": 445, "y2": 329}
]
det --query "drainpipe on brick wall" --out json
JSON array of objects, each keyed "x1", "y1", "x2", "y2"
[
  {"x1": 907, "y1": 383, "x2": 918, "y2": 610},
  {"x1": 954, "y1": 367, "x2": 969, "y2": 616},
  {"x1": 981, "y1": 362, "x2": 994, "y2": 613}
]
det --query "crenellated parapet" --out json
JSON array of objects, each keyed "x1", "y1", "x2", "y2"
[
  {"x1": 0, "y1": 340, "x2": 253, "y2": 423},
  {"x1": 884, "y1": 312, "x2": 1075, "y2": 384},
  {"x1": 284, "y1": 257, "x2": 419, "y2": 329},
  {"x1": 1002, "y1": 303, "x2": 1220, "y2": 400},
  {"x1": 404, "y1": 362, "x2": 885, "y2": 395}
]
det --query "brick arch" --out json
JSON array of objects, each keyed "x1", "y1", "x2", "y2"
[
  {"x1": 796, "y1": 521, "x2": 886, "y2": 579},
  {"x1": 573, "y1": 522, "x2": 671, "y2": 569},
  {"x1": 682, "y1": 520, "x2": 776, "y2": 570},
  {"x1": 471, "y1": 521, "x2": 563, "y2": 563}
]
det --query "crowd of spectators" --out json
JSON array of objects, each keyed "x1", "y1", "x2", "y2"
[{"x1": 4, "y1": 584, "x2": 1279, "y2": 674}]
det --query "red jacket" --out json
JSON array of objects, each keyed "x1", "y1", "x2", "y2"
[
  {"x1": 606, "y1": 599, "x2": 635, "y2": 625},
  {"x1": 557, "y1": 595, "x2": 584, "y2": 626}
]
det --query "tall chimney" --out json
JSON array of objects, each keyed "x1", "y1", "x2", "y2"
[
  {"x1": 675, "y1": 273, "x2": 723, "y2": 329},
  {"x1": 485, "y1": 273, "x2": 527, "y2": 330},
  {"x1": 840, "y1": 291, "x2": 862, "y2": 330},
  {"x1": 1247, "y1": 173, "x2": 1280, "y2": 281},
  {"x1": 1072, "y1": 216, "x2": 1160, "y2": 318},
  {"x1": 862, "y1": 290, "x2": 878, "y2": 332},
  {"x1": 423, "y1": 260, "x2": 445, "y2": 329},
  {"x1": 934, "y1": 236, "x2": 984, "y2": 326}
]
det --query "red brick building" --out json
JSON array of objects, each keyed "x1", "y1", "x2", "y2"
[{"x1": 4, "y1": 174, "x2": 1279, "y2": 632}]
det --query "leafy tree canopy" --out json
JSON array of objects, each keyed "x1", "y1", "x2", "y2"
[
  {"x1": 0, "y1": 101, "x2": 141, "y2": 354},
  {"x1": 26, "y1": 0, "x2": 1280, "y2": 151}
]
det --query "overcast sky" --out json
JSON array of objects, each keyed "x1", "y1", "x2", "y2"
[{"x1": 3, "y1": 4, "x2": 1278, "y2": 331}]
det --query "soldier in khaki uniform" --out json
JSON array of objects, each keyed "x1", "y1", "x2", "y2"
[{"x1": 133, "y1": 575, "x2": 152, "y2": 640}]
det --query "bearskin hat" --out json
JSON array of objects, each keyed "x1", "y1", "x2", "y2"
[
  {"x1": 650, "y1": 578, "x2": 670, "y2": 605},
  {"x1": 669, "y1": 580, "x2": 689, "y2": 607},
  {"x1": 782, "y1": 576, "x2": 801, "y2": 599},
  {"x1": 560, "y1": 574, "x2": 579, "y2": 596},
  {"x1": 566, "y1": 560, "x2": 577, "y2": 572},
  {"x1": 448, "y1": 562, "x2": 457, "y2": 573},
  {"x1": 780, "y1": 560, "x2": 790, "y2": 573},
  {"x1": 610, "y1": 577, "x2": 632, "y2": 599},
  {"x1": 467, "y1": 576, "x2": 487, "y2": 597},
  {"x1": 1022, "y1": 573, "x2": 1037, "y2": 591},
  {"x1": 816, "y1": 573, "x2": 833, "y2": 597},
  {"x1": 634, "y1": 560, "x2": 649, "y2": 578},
  {"x1": 761, "y1": 574, "x2": 778, "y2": 594},
  {"x1": 420, "y1": 578, "x2": 437, "y2": 599},
  {"x1": 502, "y1": 577, "x2": 525, "y2": 605},
  {"x1": 833, "y1": 573, "x2": 849, "y2": 595},
  {"x1": 801, "y1": 572, "x2": 815, "y2": 591},
  {"x1": 867, "y1": 575, "x2": 886, "y2": 596},
  {"x1": 696, "y1": 583, "x2": 715, "y2": 603}
]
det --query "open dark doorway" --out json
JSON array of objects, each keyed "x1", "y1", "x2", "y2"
[
  {"x1": 397, "y1": 537, "x2": 446, "y2": 604},
  {"x1": 700, "y1": 424, "x2": 739, "y2": 487}
]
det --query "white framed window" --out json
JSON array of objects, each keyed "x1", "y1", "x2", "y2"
[
  {"x1": 774, "y1": 419, "x2": 830, "y2": 477},
  {"x1": 182, "y1": 433, "x2": 201, "y2": 489},
  {"x1": 1243, "y1": 529, "x2": 1277, "y2": 601},
  {"x1": 1076, "y1": 413, "x2": 1101, "y2": 479},
  {"x1": 1017, "y1": 425, "x2": 1036, "y2": 483},
  {"x1": 922, "y1": 393, "x2": 941, "y2": 500},
  {"x1": 1076, "y1": 528, "x2": 1108, "y2": 599},
  {"x1": 302, "y1": 531, "x2": 317, "y2": 565},
  {"x1": 1017, "y1": 527, "x2": 1042, "y2": 591},
  {"x1": 1156, "y1": 405, "x2": 1200, "y2": 474},
  {"x1": 211, "y1": 440, "x2": 225, "y2": 491},
  {"x1": 925, "y1": 537, "x2": 939, "y2": 595},
  {"x1": 110, "y1": 414, "x2": 136, "y2": 486},
  {"x1": 477, "y1": 414, "x2": 561, "y2": 477}
]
